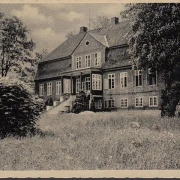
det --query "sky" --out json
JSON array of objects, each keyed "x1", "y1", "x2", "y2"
[{"x1": 0, "y1": 3, "x2": 125, "y2": 54}]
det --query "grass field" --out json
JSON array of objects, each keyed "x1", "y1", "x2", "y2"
[{"x1": 1, "y1": 110, "x2": 180, "y2": 170}]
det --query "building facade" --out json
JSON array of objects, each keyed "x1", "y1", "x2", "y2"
[{"x1": 35, "y1": 17, "x2": 165, "y2": 110}]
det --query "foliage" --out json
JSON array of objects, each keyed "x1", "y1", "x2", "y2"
[
  {"x1": 0, "y1": 77, "x2": 43, "y2": 138},
  {"x1": 90, "y1": 16, "x2": 110, "y2": 29},
  {"x1": 121, "y1": 3, "x2": 180, "y2": 116},
  {"x1": 0, "y1": 13, "x2": 35, "y2": 78},
  {"x1": 65, "y1": 31, "x2": 76, "y2": 39}
]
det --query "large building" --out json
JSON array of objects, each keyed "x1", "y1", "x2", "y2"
[{"x1": 34, "y1": 17, "x2": 164, "y2": 110}]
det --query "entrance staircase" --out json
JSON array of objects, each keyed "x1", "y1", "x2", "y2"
[{"x1": 46, "y1": 95, "x2": 76, "y2": 115}]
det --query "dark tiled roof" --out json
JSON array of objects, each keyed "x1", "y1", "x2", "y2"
[
  {"x1": 40, "y1": 33, "x2": 86, "y2": 63},
  {"x1": 34, "y1": 58, "x2": 71, "y2": 80},
  {"x1": 89, "y1": 20, "x2": 130, "y2": 47},
  {"x1": 102, "y1": 58, "x2": 132, "y2": 70}
]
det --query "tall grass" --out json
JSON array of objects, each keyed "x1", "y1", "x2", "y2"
[{"x1": 0, "y1": 110, "x2": 180, "y2": 170}]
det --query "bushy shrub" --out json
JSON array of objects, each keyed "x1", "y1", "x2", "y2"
[
  {"x1": 161, "y1": 81, "x2": 180, "y2": 117},
  {"x1": 0, "y1": 78, "x2": 43, "y2": 138}
]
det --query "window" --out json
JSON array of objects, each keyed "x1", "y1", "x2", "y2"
[
  {"x1": 76, "y1": 78, "x2": 81, "y2": 93},
  {"x1": 149, "y1": 96, "x2": 158, "y2": 107},
  {"x1": 94, "y1": 52, "x2": 101, "y2": 66},
  {"x1": 120, "y1": 72, "x2": 128, "y2": 88},
  {"x1": 56, "y1": 81, "x2": 61, "y2": 95},
  {"x1": 148, "y1": 68, "x2": 157, "y2": 85},
  {"x1": 39, "y1": 83, "x2": 44, "y2": 96},
  {"x1": 85, "y1": 77, "x2": 91, "y2": 91},
  {"x1": 92, "y1": 74, "x2": 102, "y2": 90},
  {"x1": 47, "y1": 82, "x2": 52, "y2": 96},
  {"x1": 135, "y1": 70, "x2": 143, "y2": 86},
  {"x1": 135, "y1": 97, "x2": 143, "y2": 107},
  {"x1": 104, "y1": 99, "x2": 115, "y2": 108},
  {"x1": 104, "y1": 100, "x2": 108, "y2": 108},
  {"x1": 85, "y1": 55, "x2": 91, "y2": 67},
  {"x1": 85, "y1": 41, "x2": 90, "y2": 46},
  {"x1": 82, "y1": 78, "x2": 90, "y2": 91},
  {"x1": 108, "y1": 99, "x2": 115, "y2": 108},
  {"x1": 121, "y1": 98, "x2": 128, "y2": 108},
  {"x1": 76, "y1": 56, "x2": 82, "y2": 69},
  {"x1": 95, "y1": 100, "x2": 102, "y2": 109},
  {"x1": 108, "y1": 74, "x2": 115, "y2": 89}
]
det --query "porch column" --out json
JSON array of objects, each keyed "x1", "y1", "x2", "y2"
[
  {"x1": 90, "y1": 71, "x2": 92, "y2": 94},
  {"x1": 80, "y1": 72, "x2": 82, "y2": 91},
  {"x1": 61, "y1": 76, "x2": 64, "y2": 94},
  {"x1": 71, "y1": 74, "x2": 73, "y2": 95}
]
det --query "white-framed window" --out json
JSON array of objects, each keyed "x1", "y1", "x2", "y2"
[
  {"x1": 85, "y1": 77, "x2": 91, "y2": 91},
  {"x1": 135, "y1": 70, "x2": 143, "y2": 86},
  {"x1": 92, "y1": 74, "x2": 102, "y2": 90},
  {"x1": 120, "y1": 72, "x2": 128, "y2": 88},
  {"x1": 108, "y1": 99, "x2": 115, "y2": 108},
  {"x1": 149, "y1": 96, "x2": 158, "y2": 107},
  {"x1": 47, "y1": 82, "x2": 52, "y2": 96},
  {"x1": 76, "y1": 56, "x2": 82, "y2": 69},
  {"x1": 85, "y1": 54, "x2": 91, "y2": 68},
  {"x1": 76, "y1": 78, "x2": 81, "y2": 93},
  {"x1": 108, "y1": 74, "x2": 115, "y2": 89},
  {"x1": 104, "y1": 100, "x2": 108, "y2": 108},
  {"x1": 94, "y1": 52, "x2": 101, "y2": 66},
  {"x1": 148, "y1": 68, "x2": 157, "y2": 85},
  {"x1": 120, "y1": 98, "x2": 128, "y2": 108},
  {"x1": 95, "y1": 100, "x2": 102, "y2": 109},
  {"x1": 56, "y1": 81, "x2": 61, "y2": 95},
  {"x1": 39, "y1": 83, "x2": 44, "y2": 97},
  {"x1": 135, "y1": 97, "x2": 143, "y2": 107}
]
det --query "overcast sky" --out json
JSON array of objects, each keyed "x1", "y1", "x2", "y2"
[{"x1": 0, "y1": 3, "x2": 125, "y2": 54}]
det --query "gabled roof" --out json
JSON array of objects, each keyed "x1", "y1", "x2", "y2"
[
  {"x1": 39, "y1": 33, "x2": 86, "y2": 63},
  {"x1": 89, "y1": 20, "x2": 130, "y2": 47},
  {"x1": 89, "y1": 33, "x2": 109, "y2": 47}
]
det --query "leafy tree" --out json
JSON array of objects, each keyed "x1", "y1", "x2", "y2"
[
  {"x1": 0, "y1": 14, "x2": 35, "y2": 78},
  {"x1": 121, "y1": 3, "x2": 180, "y2": 116},
  {"x1": 90, "y1": 16, "x2": 110, "y2": 29}
]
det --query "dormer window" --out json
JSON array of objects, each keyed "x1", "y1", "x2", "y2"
[{"x1": 85, "y1": 41, "x2": 90, "y2": 46}]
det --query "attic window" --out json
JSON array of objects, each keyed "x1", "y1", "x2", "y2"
[{"x1": 85, "y1": 41, "x2": 90, "y2": 46}]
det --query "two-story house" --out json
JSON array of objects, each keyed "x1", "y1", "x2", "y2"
[{"x1": 34, "y1": 17, "x2": 164, "y2": 110}]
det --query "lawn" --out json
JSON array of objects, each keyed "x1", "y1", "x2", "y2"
[{"x1": 0, "y1": 110, "x2": 180, "y2": 170}]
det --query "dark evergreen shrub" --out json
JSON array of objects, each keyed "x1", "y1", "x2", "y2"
[{"x1": 0, "y1": 81, "x2": 43, "y2": 138}]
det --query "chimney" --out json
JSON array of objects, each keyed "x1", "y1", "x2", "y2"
[
  {"x1": 111, "y1": 17, "x2": 119, "y2": 25},
  {"x1": 79, "y1": 26, "x2": 88, "y2": 34}
]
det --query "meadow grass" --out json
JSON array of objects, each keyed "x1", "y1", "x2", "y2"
[{"x1": 0, "y1": 110, "x2": 180, "y2": 170}]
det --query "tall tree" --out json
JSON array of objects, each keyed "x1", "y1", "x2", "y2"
[
  {"x1": 90, "y1": 16, "x2": 110, "y2": 29},
  {"x1": 0, "y1": 14, "x2": 35, "y2": 78},
  {"x1": 121, "y1": 3, "x2": 180, "y2": 116}
]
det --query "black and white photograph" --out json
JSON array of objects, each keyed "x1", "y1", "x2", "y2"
[{"x1": 0, "y1": 1, "x2": 180, "y2": 174}]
